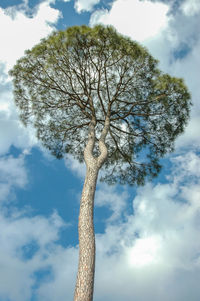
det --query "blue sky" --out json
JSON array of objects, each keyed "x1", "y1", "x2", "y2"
[{"x1": 0, "y1": 0, "x2": 200, "y2": 300}]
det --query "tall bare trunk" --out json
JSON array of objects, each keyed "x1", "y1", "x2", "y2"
[
  {"x1": 73, "y1": 164, "x2": 99, "y2": 301},
  {"x1": 73, "y1": 116, "x2": 109, "y2": 301}
]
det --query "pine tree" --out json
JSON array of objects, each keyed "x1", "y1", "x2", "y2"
[{"x1": 10, "y1": 25, "x2": 191, "y2": 301}]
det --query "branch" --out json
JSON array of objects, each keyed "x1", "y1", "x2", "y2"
[
  {"x1": 97, "y1": 116, "x2": 110, "y2": 168},
  {"x1": 110, "y1": 94, "x2": 167, "y2": 121},
  {"x1": 97, "y1": 69, "x2": 106, "y2": 116},
  {"x1": 103, "y1": 64, "x2": 111, "y2": 103},
  {"x1": 84, "y1": 117, "x2": 96, "y2": 166},
  {"x1": 109, "y1": 129, "x2": 131, "y2": 163}
]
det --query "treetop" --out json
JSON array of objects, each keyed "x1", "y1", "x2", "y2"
[{"x1": 9, "y1": 25, "x2": 191, "y2": 185}]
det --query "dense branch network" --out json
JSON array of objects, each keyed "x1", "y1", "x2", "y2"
[{"x1": 10, "y1": 25, "x2": 191, "y2": 185}]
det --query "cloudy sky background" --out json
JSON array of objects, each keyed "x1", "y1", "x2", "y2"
[{"x1": 0, "y1": 0, "x2": 200, "y2": 300}]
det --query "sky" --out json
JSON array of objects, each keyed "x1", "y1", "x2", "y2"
[{"x1": 0, "y1": 0, "x2": 200, "y2": 300}]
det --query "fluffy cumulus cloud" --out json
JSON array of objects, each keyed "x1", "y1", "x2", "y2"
[
  {"x1": 0, "y1": 1, "x2": 62, "y2": 155},
  {"x1": 0, "y1": 148, "x2": 74, "y2": 300},
  {"x1": 0, "y1": 129, "x2": 76, "y2": 301},
  {"x1": 93, "y1": 151, "x2": 200, "y2": 301},
  {"x1": 0, "y1": 207, "x2": 73, "y2": 301},
  {"x1": 74, "y1": 0, "x2": 100, "y2": 13},
  {"x1": 90, "y1": 0, "x2": 170, "y2": 41},
  {"x1": 3, "y1": 150, "x2": 198, "y2": 301},
  {"x1": 0, "y1": 1, "x2": 60, "y2": 70}
]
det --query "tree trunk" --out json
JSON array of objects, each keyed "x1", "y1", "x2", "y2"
[
  {"x1": 73, "y1": 116, "x2": 109, "y2": 301},
  {"x1": 73, "y1": 163, "x2": 99, "y2": 301}
]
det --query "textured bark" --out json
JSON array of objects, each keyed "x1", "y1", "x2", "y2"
[
  {"x1": 73, "y1": 163, "x2": 99, "y2": 301},
  {"x1": 73, "y1": 117, "x2": 109, "y2": 301}
]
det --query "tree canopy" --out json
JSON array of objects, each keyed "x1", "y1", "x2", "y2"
[{"x1": 10, "y1": 25, "x2": 191, "y2": 185}]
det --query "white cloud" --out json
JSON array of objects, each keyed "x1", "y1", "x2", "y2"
[
  {"x1": 0, "y1": 155, "x2": 27, "y2": 189},
  {"x1": 127, "y1": 235, "x2": 162, "y2": 267},
  {"x1": 0, "y1": 67, "x2": 37, "y2": 155},
  {"x1": 0, "y1": 155, "x2": 28, "y2": 203},
  {"x1": 0, "y1": 1, "x2": 60, "y2": 70},
  {"x1": 181, "y1": 0, "x2": 200, "y2": 16},
  {"x1": 171, "y1": 151, "x2": 200, "y2": 181},
  {"x1": 74, "y1": 0, "x2": 100, "y2": 13},
  {"x1": 36, "y1": 247, "x2": 78, "y2": 301},
  {"x1": 0, "y1": 127, "x2": 75, "y2": 300},
  {"x1": 168, "y1": 37, "x2": 200, "y2": 150},
  {"x1": 90, "y1": 0, "x2": 169, "y2": 42},
  {"x1": 0, "y1": 208, "x2": 69, "y2": 301},
  {"x1": 64, "y1": 154, "x2": 86, "y2": 179},
  {"x1": 1, "y1": 150, "x2": 200, "y2": 300},
  {"x1": 139, "y1": 5, "x2": 200, "y2": 150},
  {"x1": 0, "y1": 1, "x2": 62, "y2": 156},
  {"x1": 175, "y1": 116, "x2": 200, "y2": 150},
  {"x1": 95, "y1": 184, "x2": 128, "y2": 222},
  {"x1": 92, "y1": 151, "x2": 200, "y2": 301}
]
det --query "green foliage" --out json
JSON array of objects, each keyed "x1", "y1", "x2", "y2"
[{"x1": 9, "y1": 25, "x2": 191, "y2": 185}]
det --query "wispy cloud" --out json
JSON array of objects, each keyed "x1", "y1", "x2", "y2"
[{"x1": 75, "y1": 0, "x2": 100, "y2": 13}]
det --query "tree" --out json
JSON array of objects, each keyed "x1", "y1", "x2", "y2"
[{"x1": 9, "y1": 25, "x2": 191, "y2": 301}]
